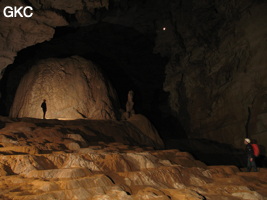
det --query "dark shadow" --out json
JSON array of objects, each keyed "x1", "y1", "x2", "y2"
[
  {"x1": 34, "y1": 155, "x2": 58, "y2": 169},
  {"x1": 58, "y1": 127, "x2": 94, "y2": 148},
  {"x1": 3, "y1": 164, "x2": 16, "y2": 175},
  {"x1": 35, "y1": 123, "x2": 55, "y2": 127},
  {"x1": 58, "y1": 128, "x2": 69, "y2": 135},
  {"x1": 0, "y1": 22, "x2": 169, "y2": 139},
  {"x1": 258, "y1": 145, "x2": 267, "y2": 167},
  {"x1": 13, "y1": 132, "x2": 27, "y2": 139},
  {"x1": 41, "y1": 99, "x2": 47, "y2": 119},
  {"x1": 165, "y1": 138, "x2": 246, "y2": 167},
  {"x1": 83, "y1": 126, "x2": 115, "y2": 143},
  {"x1": 0, "y1": 151, "x2": 28, "y2": 155},
  {"x1": 3, "y1": 134, "x2": 16, "y2": 140},
  {"x1": 105, "y1": 175, "x2": 115, "y2": 184},
  {"x1": 251, "y1": 139, "x2": 267, "y2": 168},
  {"x1": 75, "y1": 109, "x2": 87, "y2": 118},
  {"x1": 0, "y1": 121, "x2": 5, "y2": 129},
  {"x1": 58, "y1": 143, "x2": 67, "y2": 151}
]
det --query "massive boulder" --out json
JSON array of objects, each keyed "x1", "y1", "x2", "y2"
[{"x1": 9, "y1": 56, "x2": 120, "y2": 120}]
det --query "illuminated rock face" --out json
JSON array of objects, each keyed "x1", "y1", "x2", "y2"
[
  {"x1": 0, "y1": 0, "x2": 68, "y2": 77},
  {"x1": 0, "y1": 117, "x2": 266, "y2": 200},
  {"x1": 0, "y1": 0, "x2": 108, "y2": 76},
  {"x1": 9, "y1": 56, "x2": 119, "y2": 119}
]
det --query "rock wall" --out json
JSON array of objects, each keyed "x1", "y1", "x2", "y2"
[
  {"x1": 9, "y1": 56, "x2": 120, "y2": 120},
  {"x1": 0, "y1": 0, "x2": 68, "y2": 77},
  {"x1": 154, "y1": 0, "x2": 267, "y2": 149},
  {"x1": 1, "y1": 0, "x2": 267, "y2": 151},
  {"x1": 0, "y1": 0, "x2": 108, "y2": 78}
]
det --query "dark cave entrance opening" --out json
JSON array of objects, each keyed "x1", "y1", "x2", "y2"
[{"x1": 0, "y1": 22, "x2": 187, "y2": 139}]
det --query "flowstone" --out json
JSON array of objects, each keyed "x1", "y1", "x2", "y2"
[{"x1": 10, "y1": 56, "x2": 119, "y2": 120}]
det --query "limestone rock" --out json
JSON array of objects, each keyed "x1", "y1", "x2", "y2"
[
  {"x1": 9, "y1": 56, "x2": 120, "y2": 120},
  {"x1": 25, "y1": 168, "x2": 92, "y2": 179},
  {"x1": 124, "y1": 90, "x2": 135, "y2": 119},
  {"x1": 28, "y1": 0, "x2": 109, "y2": 14},
  {"x1": 0, "y1": 0, "x2": 68, "y2": 76},
  {"x1": 65, "y1": 142, "x2": 81, "y2": 151},
  {"x1": 127, "y1": 114, "x2": 164, "y2": 149},
  {"x1": 0, "y1": 117, "x2": 164, "y2": 150},
  {"x1": 0, "y1": 0, "x2": 110, "y2": 76},
  {"x1": 0, "y1": 118, "x2": 266, "y2": 199},
  {"x1": 157, "y1": 0, "x2": 267, "y2": 150}
]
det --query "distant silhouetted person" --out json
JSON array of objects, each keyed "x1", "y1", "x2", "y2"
[
  {"x1": 41, "y1": 99, "x2": 47, "y2": 119},
  {"x1": 244, "y1": 138, "x2": 258, "y2": 172}
]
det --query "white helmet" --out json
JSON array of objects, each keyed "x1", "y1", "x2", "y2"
[{"x1": 244, "y1": 138, "x2": 251, "y2": 143}]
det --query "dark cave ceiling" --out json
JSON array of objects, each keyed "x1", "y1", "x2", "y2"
[{"x1": 0, "y1": 5, "x2": 181, "y2": 138}]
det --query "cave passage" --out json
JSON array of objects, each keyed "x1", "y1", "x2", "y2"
[{"x1": 0, "y1": 22, "x2": 186, "y2": 139}]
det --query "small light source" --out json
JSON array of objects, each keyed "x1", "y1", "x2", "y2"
[{"x1": 162, "y1": 27, "x2": 166, "y2": 31}]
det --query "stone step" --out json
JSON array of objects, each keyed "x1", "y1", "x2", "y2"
[
  {"x1": 7, "y1": 188, "x2": 94, "y2": 200},
  {"x1": 4, "y1": 174, "x2": 118, "y2": 199},
  {"x1": 0, "y1": 146, "x2": 40, "y2": 155},
  {"x1": 6, "y1": 182, "x2": 126, "y2": 200},
  {"x1": 57, "y1": 174, "x2": 115, "y2": 190},
  {"x1": 24, "y1": 168, "x2": 92, "y2": 179}
]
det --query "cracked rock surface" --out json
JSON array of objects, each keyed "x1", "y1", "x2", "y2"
[
  {"x1": 9, "y1": 56, "x2": 120, "y2": 120},
  {"x1": 0, "y1": 116, "x2": 266, "y2": 200}
]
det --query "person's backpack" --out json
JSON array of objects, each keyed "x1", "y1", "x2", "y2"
[{"x1": 251, "y1": 143, "x2": 260, "y2": 157}]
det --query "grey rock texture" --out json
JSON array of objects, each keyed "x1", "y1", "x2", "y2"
[
  {"x1": 154, "y1": 1, "x2": 267, "y2": 149},
  {"x1": 0, "y1": 0, "x2": 108, "y2": 77},
  {"x1": 10, "y1": 56, "x2": 120, "y2": 120},
  {"x1": 0, "y1": 0, "x2": 68, "y2": 77},
  {"x1": 28, "y1": 0, "x2": 108, "y2": 14}
]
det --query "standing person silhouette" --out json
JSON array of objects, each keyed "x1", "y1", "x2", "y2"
[
  {"x1": 244, "y1": 138, "x2": 258, "y2": 172},
  {"x1": 41, "y1": 99, "x2": 47, "y2": 119}
]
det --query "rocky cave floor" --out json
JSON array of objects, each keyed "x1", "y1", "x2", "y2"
[{"x1": 0, "y1": 116, "x2": 266, "y2": 200}]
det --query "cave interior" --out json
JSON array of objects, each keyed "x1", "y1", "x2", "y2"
[{"x1": 1, "y1": 0, "x2": 267, "y2": 167}]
